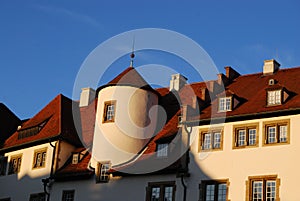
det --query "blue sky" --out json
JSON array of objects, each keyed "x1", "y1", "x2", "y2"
[{"x1": 0, "y1": 1, "x2": 299, "y2": 119}]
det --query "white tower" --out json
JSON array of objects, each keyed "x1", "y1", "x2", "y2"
[{"x1": 91, "y1": 66, "x2": 159, "y2": 167}]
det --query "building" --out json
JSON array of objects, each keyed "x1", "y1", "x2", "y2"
[{"x1": 0, "y1": 59, "x2": 300, "y2": 201}]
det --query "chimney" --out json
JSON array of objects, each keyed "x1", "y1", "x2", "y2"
[
  {"x1": 79, "y1": 87, "x2": 95, "y2": 107},
  {"x1": 225, "y1": 66, "x2": 240, "y2": 80},
  {"x1": 217, "y1": 73, "x2": 230, "y2": 86},
  {"x1": 263, "y1": 59, "x2": 280, "y2": 75},
  {"x1": 169, "y1": 74, "x2": 187, "y2": 91}
]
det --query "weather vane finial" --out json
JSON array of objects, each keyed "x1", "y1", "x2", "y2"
[{"x1": 130, "y1": 36, "x2": 135, "y2": 67}]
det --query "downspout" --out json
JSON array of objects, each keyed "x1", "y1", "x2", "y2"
[
  {"x1": 181, "y1": 175, "x2": 187, "y2": 201},
  {"x1": 180, "y1": 123, "x2": 192, "y2": 201},
  {"x1": 43, "y1": 140, "x2": 58, "y2": 201}
]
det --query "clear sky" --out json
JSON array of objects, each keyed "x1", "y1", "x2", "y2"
[{"x1": 1, "y1": 1, "x2": 299, "y2": 119}]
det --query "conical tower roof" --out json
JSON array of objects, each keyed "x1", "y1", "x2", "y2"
[{"x1": 97, "y1": 67, "x2": 158, "y2": 95}]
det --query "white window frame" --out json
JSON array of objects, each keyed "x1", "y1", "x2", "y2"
[
  {"x1": 218, "y1": 97, "x2": 232, "y2": 112},
  {"x1": 267, "y1": 90, "x2": 281, "y2": 105},
  {"x1": 157, "y1": 143, "x2": 168, "y2": 157}
]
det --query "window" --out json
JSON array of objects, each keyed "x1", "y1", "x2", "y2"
[
  {"x1": 62, "y1": 190, "x2": 75, "y2": 201},
  {"x1": 33, "y1": 148, "x2": 47, "y2": 169},
  {"x1": 29, "y1": 193, "x2": 46, "y2": 201},
  {"x1": 103, "y1": 101, "x2": 116, "y2": 123},
  {"x1": 18, "y1": 121, "x2": 47, "y2": 140},
  {"x1": 96, "y1": 162, "x2": 110, "y2": 183},
  {"x1": 199, "y1": 180, "x2": 229, "y2": 201},
  {"x1": 8, "y1": 154, "x2": 22, "y2": 175},
  {"x1": 199, "y1": 129, "x2": 223, "y2": 151},
  {"x1": 267, "y1": 90, "x2": 281, "y2": 106},
  {"x1": 157, "y1": 143, "x2": 168, "y2": 157},
  {"x1": 246, "y1": 175, "x2": 280, "y2": 201},
  {"x1": 0, "y1": 156, "x2": 8, "y2": 176},
  {"x1": 72, "y1": 153, "x2": 79, "y2": 164},
  {"x1": 233, "y1": 124, "x2": 259, "y2": 148},
  {"x1": 146, "y1": 181, "x2": 175, "y2": 201},
  {"x1": 263, "y1": 120, "x2": 290, "y2": 145},
  {"x1": 218, "y1": 97, "x2": 231, "y2": 112}
]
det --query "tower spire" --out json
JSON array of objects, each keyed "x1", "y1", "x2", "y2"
[{"x1": 130, "y1": 37, "x2": 135, "y2": 67}]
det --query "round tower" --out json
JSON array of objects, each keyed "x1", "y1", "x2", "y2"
[{"x1": 92, "y1": 66, "x2": 159, "y2": 166}]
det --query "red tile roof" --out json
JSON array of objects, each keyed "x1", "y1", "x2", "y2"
[
  {"x1": 1, "y1": 94, "x2": 82, "y2": 152},
  {"x1": 55, "y1": 151, "x2": 93, "y2": 181},
  {"x1": 189, "y1": 66, "x2": 300, "y2": 122}
]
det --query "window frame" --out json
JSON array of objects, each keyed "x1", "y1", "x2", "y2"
[
  {"x1": 29, "y1": 192, "x2": 46, "y2": 201},
  {"x1": 156, "y1": 143, "x2": 169, "y2": 158},
  {"x1": 102, "y1": 100, "x2": 116, "y2": 123},
  {"x1": 263, "y1": 119, "x2": 290, "y2": 146},
  {"x1": 96, "y1": 161, "x2": 111, "y2": 183},
  {"x1": 62, "y1": 190, "x2": 75, "y2": 201},
  {"x1": 146, "y1": 181, "x2": 176, "y2": 201},
  {"x1": 245, "y1": 175, "x2": 280, "y2": 201},
  {"x1": 267, "y1": 89, "x2": 282, "y2": 106},
  {"x1": 233, "y1": 123, "x2": 259, "y2": 149},
  {"x1": 8, "y1": 154, "x2": 22, "y2": 175},
  {"x1": 199, "y1": 179, "x2": 230, "y2": 201},
  {"x1": 218, "y1": 97, "x2": 232, "y2": 112},
  {"x1": 32, "y1": 148, "x2": 47, "y2": 169},
  {"x1": 199, "y1": 128, "x2": 224, "y2": 152}
]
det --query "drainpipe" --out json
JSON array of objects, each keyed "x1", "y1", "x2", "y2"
[
  {"x1": 181, "y1": 175, "x2": 187, "y2": 201},
  {"x1": 42, "y1": 141, "x2": 58, "y2": 201}
]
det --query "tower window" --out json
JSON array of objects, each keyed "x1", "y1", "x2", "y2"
[{"x1": 103, "y1": 101, "x2": 116, "y2": 123}]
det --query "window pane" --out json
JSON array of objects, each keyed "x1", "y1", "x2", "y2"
[
  {"x1": 157, "y1": 144, "x2": 168, "y2": 157},
  {"x1": 219, "y1": 98, "x2": 225, "y2": 111},
  {"x1": 217, "y1": 183, "x2": 227, "y2": 201},
  {"x1": 249, "y1": 129, "x2": 256, "y2": 145},
  {"x1": 151, "y1": 187, "x2": 160, "y2": 201},
  {"x1": 62, "y1": 190, "x2": 75, "y2": 201},
  {"x1": 238, "y1": 130, "x2": 246, "y2": 146},
  {"x1": 266, "y1": 181, "x2": 276, "y2": 201},
  {"x1": 252, "y1": 181, "x2": 263, "y2": 201},
  {"x1": 213, "y1": 132, "x2": 221, "y2": 149},
  {"x1": 279, "y1": 125, "x2": 287, "y2": 142},
  {"x1": 203, "y1": 133, "x2": 211, "y2": 150},
  {"x1": 275, "y1": 90, "x2": 281, "y2": 104},
  {"x1": 164, "y1": 186, "x2": 173, "y2": 201},
  {"x1": 267, "y1": 127, "x2": 276, "y2": 143},
  {"x1": 205, "y1": 184, "x2": 215, "y2": 201},
  {"x1": 100, "y1": 163, "x2": 110, "y2": 181},
  {"x1": 225, "y1": 97, "x2": 231, "y2": 111},
  {"x1": 268, "y1": 91, "x2": 275, "y2": 105}
]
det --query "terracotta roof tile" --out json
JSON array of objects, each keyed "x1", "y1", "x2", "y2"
[
  {"x1": 55, "y1": 151, "x2": 93, "y2": 180},
  {"x1": 1, "y1": 94, "x2": 82, "y2": 151}
]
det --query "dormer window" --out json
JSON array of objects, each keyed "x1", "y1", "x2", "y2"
[
  {"x1": 218, "y1": 97, "x2": 232, "y2": 112},
  {"x1": 72, "y1": 153, "x2": 79, "y2": 164},
  {"x1": 267, "y1": 90, "x2": 281, "y2": 106},
  {"x1": 157, "y1": 143, "x2": 168, "y2": 157}
]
